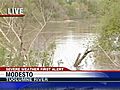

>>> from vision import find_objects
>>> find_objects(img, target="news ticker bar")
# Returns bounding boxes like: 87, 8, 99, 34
0, 68, 109, 82
0, 67, 120, 82
0, 67, 70, 71
1, 67, 120, 72
0, 71, 119, 82
0, 78, 120, 82
0, 71, 101, 78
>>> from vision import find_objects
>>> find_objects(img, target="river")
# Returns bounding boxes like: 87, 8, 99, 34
43, 19, 97, 70
34, 19, 120, 70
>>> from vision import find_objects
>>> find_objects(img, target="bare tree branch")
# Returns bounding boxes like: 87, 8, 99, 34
97, 44, 119, 67
0, 28, 17, 52
27, 22, 46, 54
31, 12, 43, 27
0, 42, 11, 52
39, 0, 46, 23
0, 11, 21, 43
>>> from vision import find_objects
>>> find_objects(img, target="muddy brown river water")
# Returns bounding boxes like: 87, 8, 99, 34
43, 20, 97, 70
34, 19, 120, 70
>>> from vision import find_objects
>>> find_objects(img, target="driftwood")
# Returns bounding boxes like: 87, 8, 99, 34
74, 48, 93, 67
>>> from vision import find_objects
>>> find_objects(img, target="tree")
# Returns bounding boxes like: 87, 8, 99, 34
0, 0, 57, 66
99, 0, 120, 51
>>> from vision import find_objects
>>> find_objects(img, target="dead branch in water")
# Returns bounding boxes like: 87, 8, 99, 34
74, 48, 93, 67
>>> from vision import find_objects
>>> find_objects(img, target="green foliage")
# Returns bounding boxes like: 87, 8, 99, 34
40, 42, 56, 67
0, 47, 6, 66
28, 42, 56, 67
57, 0, 66, 5
56, 0, 98, 19
65, 4, 76, 17
99, 0, 120, 51
87, 0, 99, 15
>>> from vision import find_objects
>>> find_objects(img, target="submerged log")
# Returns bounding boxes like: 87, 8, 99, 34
74, 48, 93, 67
74, 53, 81, 67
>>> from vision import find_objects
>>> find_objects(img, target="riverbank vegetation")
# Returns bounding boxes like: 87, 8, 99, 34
98, 0, 120, 51
0, 0, 98, 66
0, 0, 120, 68
95, 0, 120, 69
